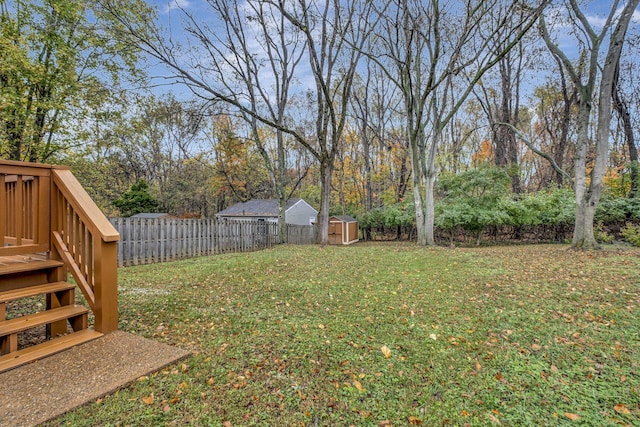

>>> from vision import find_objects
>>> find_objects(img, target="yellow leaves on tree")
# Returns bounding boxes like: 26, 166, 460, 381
471, 140, 494, 166
211, 115, 269, 205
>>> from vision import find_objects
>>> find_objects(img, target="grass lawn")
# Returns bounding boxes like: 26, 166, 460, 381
44, 243, 639, 426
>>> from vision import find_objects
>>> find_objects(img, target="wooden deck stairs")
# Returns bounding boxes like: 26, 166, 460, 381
1, 160, 119, 373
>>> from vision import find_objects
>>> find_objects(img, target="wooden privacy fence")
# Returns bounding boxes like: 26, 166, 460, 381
109, 217, 317, 266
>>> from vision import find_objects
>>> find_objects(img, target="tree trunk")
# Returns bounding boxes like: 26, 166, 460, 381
424, 173, 436, 245
396, 139, 410, 202
409, 122, 430, 246
424, 129, 438, 246
571, 101, 597, 249
317, 160, 333, 246
277, 130, 287, 244
554, 60, 574, 188
411, 139, 428, 245
278, 197, 287, 245
573, 195, 598, 249
412, 128, 438, 246
414, 183, 428, 246
494, 54, 521, 193
612, 58, 638, 198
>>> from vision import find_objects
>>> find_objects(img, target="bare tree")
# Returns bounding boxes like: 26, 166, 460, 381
350, 58, 403, 209
540, 0, 640, 249
474, 21, 538, 193
273, 0, 382, 244
369, 0, 547, 245
102, 0, 380, 245
189, 0, 307, 243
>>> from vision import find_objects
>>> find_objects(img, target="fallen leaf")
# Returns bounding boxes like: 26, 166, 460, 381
207, 377, 214, 386
429, 333, 437, 340
475, 361, 482, 371
353, 380, 365, 392
142, 394, 154, 405
614, 404, 631, 414
378, 421, 391, 427
531, 344, 542, 351
487, 413, 501, 425
408, 415, 422, 425
181, 363, 188, 373
223, 422, 232, 427
564, 413, 580, 421
318, 324, 325, 329
381, 345, 392, 359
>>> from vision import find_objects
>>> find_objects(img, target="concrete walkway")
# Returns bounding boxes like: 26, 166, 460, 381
0, 331, 190, 427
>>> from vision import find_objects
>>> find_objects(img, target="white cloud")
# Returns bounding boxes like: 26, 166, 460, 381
584, 12, 607, 28
585, 3, 640, 28
163, 0, 191, 14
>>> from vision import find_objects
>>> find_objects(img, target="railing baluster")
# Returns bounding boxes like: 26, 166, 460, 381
0, 175, 5, 246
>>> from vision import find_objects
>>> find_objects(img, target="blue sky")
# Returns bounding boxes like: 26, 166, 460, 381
142, 0, 640, 100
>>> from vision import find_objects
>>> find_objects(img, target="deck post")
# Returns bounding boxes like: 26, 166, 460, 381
92, 238, 118, 333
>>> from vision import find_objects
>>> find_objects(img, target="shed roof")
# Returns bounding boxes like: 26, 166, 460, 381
330, 215, 358, 223
216, 198, 316, 217
129, 213, 172, 219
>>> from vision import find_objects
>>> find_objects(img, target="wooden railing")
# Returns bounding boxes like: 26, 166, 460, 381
0, 161, 51, 255
0, 160, 120, 333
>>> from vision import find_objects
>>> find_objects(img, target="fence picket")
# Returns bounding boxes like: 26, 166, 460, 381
109, 218, 316, 266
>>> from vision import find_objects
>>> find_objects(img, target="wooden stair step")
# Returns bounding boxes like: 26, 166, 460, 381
0, 329, 103, 373
0, 305, 88, 337
0, 259, 63, 276
0, 281, 75, 303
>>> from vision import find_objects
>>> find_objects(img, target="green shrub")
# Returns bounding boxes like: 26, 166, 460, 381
594, 222, 614, 244
502, 189, 575, 227
359, 201, 415, 236
621, 223, 640, 246
596, 194, 640, 222
436, 167, 511, 243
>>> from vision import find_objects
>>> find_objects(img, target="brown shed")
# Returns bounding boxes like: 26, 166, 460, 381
328, 215, 359, 245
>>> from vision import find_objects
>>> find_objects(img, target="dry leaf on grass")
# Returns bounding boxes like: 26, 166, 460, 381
564, 412, 580, 421
381, 345, 392, 359
614, 404, 631, 414
408, 415, 422, 425
142, 393, 154, 405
